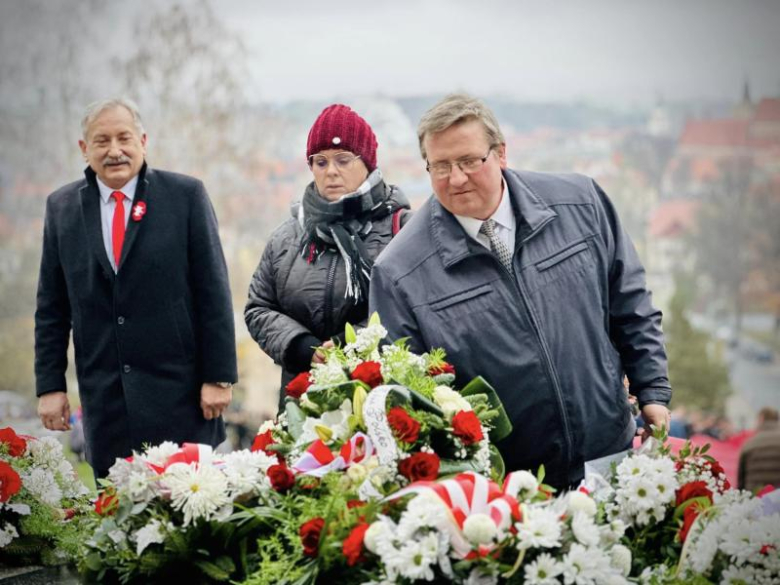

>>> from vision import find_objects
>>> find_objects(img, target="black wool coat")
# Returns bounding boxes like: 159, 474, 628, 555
35, 163, 237, 472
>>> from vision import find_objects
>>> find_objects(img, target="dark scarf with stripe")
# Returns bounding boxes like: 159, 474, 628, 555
299, 169, 406, 305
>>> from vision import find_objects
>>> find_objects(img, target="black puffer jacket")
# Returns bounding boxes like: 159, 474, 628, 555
245, 182, 409, 407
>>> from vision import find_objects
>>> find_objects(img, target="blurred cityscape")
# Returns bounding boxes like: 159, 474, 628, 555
1, 1, 778, 455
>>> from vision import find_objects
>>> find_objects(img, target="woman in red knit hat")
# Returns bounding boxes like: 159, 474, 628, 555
244, 104, 411, 409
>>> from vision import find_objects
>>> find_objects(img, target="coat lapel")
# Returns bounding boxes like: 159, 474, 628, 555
79, 170, 114, 278
118, 163, 150, 270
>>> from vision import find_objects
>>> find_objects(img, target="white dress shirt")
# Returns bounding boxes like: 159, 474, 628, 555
454, 179, 516, 252
97, 176, 138, 272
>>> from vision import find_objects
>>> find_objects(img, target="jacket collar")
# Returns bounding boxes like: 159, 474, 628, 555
430, 168, 557, 268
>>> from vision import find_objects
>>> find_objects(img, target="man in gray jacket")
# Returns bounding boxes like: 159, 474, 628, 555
369, 94, 671, 489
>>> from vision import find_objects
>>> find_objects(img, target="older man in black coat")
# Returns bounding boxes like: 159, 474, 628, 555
35, 98, 237, 479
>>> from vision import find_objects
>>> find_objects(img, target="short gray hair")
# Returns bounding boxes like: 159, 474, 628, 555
81, 98, 145, 139
417, 93, 505, 160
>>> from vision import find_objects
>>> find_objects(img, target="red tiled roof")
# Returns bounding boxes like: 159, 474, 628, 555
753, 98, 780, 122
648, 199, 700, 238
679, 119, 749, 147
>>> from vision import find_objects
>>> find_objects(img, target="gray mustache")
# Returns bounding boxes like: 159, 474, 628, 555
103, 155, 131, 166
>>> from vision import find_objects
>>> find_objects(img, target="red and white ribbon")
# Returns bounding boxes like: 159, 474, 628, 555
127, 443, 221, 474
390, 471, 521, 557
292, 432, 374, 477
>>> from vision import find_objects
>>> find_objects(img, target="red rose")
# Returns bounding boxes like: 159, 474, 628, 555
342, 522, 370, 566
300, 517, 325, 557
95, 488, 118, 516
428, 362, 455, 376
451, 410, 484, 445
251, 430, 276, 455
268, 463, 296, 492
387, 407, 420, 444
678, 503, 702, 542
351, 361, 384, 388
0, 460, 21, 502
676, 481, 713, 507
398, 452, 440, 482
0, 428, 27, 457
285, 372, 312, 399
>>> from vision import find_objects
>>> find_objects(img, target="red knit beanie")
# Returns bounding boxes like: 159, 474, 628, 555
306, 104, 378, 171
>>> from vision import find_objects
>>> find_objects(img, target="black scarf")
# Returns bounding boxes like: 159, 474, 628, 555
299, 169, 406, 305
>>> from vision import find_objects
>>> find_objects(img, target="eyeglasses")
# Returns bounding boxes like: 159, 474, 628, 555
426, 148, 494, 180
308, 152, 361, 172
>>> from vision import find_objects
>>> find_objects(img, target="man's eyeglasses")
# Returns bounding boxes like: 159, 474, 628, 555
425, 146, 495, 179
308, 152, 361, 172
426, 148, 495, 180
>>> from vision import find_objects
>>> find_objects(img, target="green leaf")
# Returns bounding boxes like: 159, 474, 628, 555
368, 311, 381, 327
194, 558, 232, 581
438, 458, 485, 476
408, 388, 444, 417
345, 322, 357, 344
461, 376, 512, 441
285, 401, 306, 441
489, 444, 506, 480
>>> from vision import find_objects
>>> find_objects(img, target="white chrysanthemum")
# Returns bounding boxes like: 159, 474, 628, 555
515, 506, 562, 550
561, 543, 621, 584
127, 470, 160, 503
142, 441, 180, 467
510, 470, 539, 497
464, 567, 499, 585
396, 534, 439, 581
22, 467, 62, 506
610, 544, 632, 576
221, 450, 276, 497
164, 462, 230, 526
27, 436, 64, 468
364, 520, 392, 555
0, 522, 19, 548
567, 490, 597, 517
523, 552, 562, 584
398, 491, 450, 540
463, 513, 497, 545
571, 512, 600, 547
133, 518, 169, 555
432, 386, 472, 419
56, 458, 89, 497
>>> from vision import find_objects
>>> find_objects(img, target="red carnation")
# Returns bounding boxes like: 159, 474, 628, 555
387, 407, 420, 444
0, 427, 27, 457
428, 362, 455, 376
347, 499, 367, 510
451, 410, 484, 445
268, 463, 296, 492
676, 481, 713, 507
300, 517, 325, 557
95, 488, 118, 516
251, 430, 276, 456
285, 372, 312, 399
398, 452, 440, 482
351, 361, 384, 388
0, 461, 21, 502
678, 503, 703, 543
342, 522, 370, 566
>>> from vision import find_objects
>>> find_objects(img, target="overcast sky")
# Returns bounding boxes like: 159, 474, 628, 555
222, 0, 780, 105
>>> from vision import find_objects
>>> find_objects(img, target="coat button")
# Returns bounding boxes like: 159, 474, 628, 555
123, 364, 131, 374
117, 316, 125, 325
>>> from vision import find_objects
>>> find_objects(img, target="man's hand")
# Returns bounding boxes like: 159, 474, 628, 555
200, 383, 232, 420
639, 403, 671, 442
311, 339, 335, 364
38, 392, 71, 431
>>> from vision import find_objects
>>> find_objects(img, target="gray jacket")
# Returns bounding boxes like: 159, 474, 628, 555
370, 169, 671, 488
245, 185, 409, 405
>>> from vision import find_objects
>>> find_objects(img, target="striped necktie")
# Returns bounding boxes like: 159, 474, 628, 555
479, 218, 513, 273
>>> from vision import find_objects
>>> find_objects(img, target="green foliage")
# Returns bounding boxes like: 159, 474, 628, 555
665, 282, 732, 414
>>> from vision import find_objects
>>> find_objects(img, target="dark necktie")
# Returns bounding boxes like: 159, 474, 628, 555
479, 218, 513, 273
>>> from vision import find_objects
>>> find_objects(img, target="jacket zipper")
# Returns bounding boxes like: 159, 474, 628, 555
479, 218, 574, 472
323, 252, 338, 336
